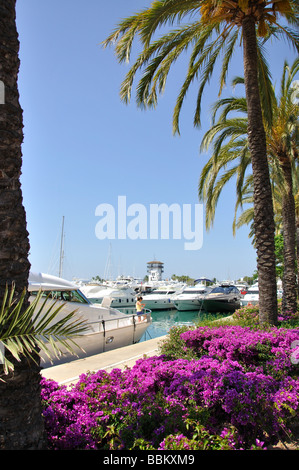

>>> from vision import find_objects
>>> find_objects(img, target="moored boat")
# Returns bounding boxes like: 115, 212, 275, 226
173, 279, 212, 311
240, 283, 259, 307
142, 285, 182, 310
202, 284, 241, 313
29, 272, 151, 367
79, 283, 136, 307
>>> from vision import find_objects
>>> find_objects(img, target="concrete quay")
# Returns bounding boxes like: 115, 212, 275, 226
41, 335, 167, 387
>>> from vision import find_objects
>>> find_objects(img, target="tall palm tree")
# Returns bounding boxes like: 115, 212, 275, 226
0, 2, 30, 302
268, 59, 298, 313
103, 0, 299, 324
0, 0, 42, 449
0, 0, 88, 449
199, 59, 299, 313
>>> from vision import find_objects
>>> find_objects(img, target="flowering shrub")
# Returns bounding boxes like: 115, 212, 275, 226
41, 324, 299, 450
232, 304, 260, 325
180, 325, 299, 379
233, 301, 299, 326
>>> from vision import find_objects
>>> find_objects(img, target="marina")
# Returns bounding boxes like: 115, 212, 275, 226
31, 259, 251, 376
40, 307, 230, 386
28, 272, 152, 368
40, 307, 223, 386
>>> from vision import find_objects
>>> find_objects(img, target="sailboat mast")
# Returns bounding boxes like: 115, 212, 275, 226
59, 216, 65, 278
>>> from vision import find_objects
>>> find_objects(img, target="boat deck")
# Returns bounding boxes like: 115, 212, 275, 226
41, 335, 167, 387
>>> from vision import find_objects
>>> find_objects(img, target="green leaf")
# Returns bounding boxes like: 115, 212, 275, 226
0, 284, 89, 376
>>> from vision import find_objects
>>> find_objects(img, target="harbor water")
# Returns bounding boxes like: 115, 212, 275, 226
117, 307, 227, 343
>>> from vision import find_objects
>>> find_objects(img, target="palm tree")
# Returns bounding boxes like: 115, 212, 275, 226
268, 59, 298, 313
0, 0, 89, 449
0, 0, 42, 449
0, 2, 30, 300
199, 59, 299, 314
103, 0, 299, 324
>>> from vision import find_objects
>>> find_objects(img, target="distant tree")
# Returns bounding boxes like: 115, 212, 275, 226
171, 274, 194, 284
92, 275, 105, 283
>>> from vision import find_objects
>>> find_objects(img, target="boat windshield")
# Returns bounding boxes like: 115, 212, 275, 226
211, 286, 239, 294
30, 289, 90, 304
152, 290, 175, 295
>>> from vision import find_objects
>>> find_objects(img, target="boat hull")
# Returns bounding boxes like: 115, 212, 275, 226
173, 299, 203, 311
143, 299, 174, 310
39, 313, 151, 368
202, 298, 240, 313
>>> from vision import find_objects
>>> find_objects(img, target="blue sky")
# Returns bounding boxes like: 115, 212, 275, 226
16, 1, 298, 282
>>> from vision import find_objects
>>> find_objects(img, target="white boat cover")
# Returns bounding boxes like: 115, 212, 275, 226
28, 272, 77, 291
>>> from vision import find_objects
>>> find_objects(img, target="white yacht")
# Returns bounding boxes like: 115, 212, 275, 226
142, 285, 184, 310
202, 284, 241, 312
173, 280, 212, 311
28, 272, 151, 367
240, 283, 283, 307
79, 283, 137, 307
240, 283, 259, 306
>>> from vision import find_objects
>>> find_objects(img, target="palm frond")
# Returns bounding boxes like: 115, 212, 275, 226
138, 0, 203, 46
219, 29, 239, 94
256, 41, 275, 127
0, 286, 89, 376
210, 96, 247, 124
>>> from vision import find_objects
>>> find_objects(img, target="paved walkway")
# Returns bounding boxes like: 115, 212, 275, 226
41, 335, 167, 387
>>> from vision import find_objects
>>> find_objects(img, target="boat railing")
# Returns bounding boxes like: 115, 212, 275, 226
86, 309, 152, 334
83, 309, 152, 350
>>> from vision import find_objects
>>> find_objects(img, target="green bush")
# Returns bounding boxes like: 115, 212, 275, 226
159, 325, 198, 360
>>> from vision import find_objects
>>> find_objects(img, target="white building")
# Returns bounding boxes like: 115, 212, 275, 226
147, 260, 164, 283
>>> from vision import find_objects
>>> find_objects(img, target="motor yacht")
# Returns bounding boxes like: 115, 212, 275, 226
202, 284, 241, 312
240, 283, 259, 307
142, 285, 183, 310
79, 283, 137, 307
28, 272, 151, 367
240, 283, 283, 308
173, 280, 212, 311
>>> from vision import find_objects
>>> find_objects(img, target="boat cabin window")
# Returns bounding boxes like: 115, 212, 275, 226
30, 289, 89, 304
184, 289, 206, 294
153, 290, 169, 295
212, 286, 240, 294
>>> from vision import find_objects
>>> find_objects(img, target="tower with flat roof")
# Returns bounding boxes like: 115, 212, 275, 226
147, 260, 164, 282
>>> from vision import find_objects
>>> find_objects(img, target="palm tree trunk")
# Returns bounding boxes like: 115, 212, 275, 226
0, 0, 30, 299
0, 0, 45, 449
242, 16, 277, 324
280, 159, 297, 314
